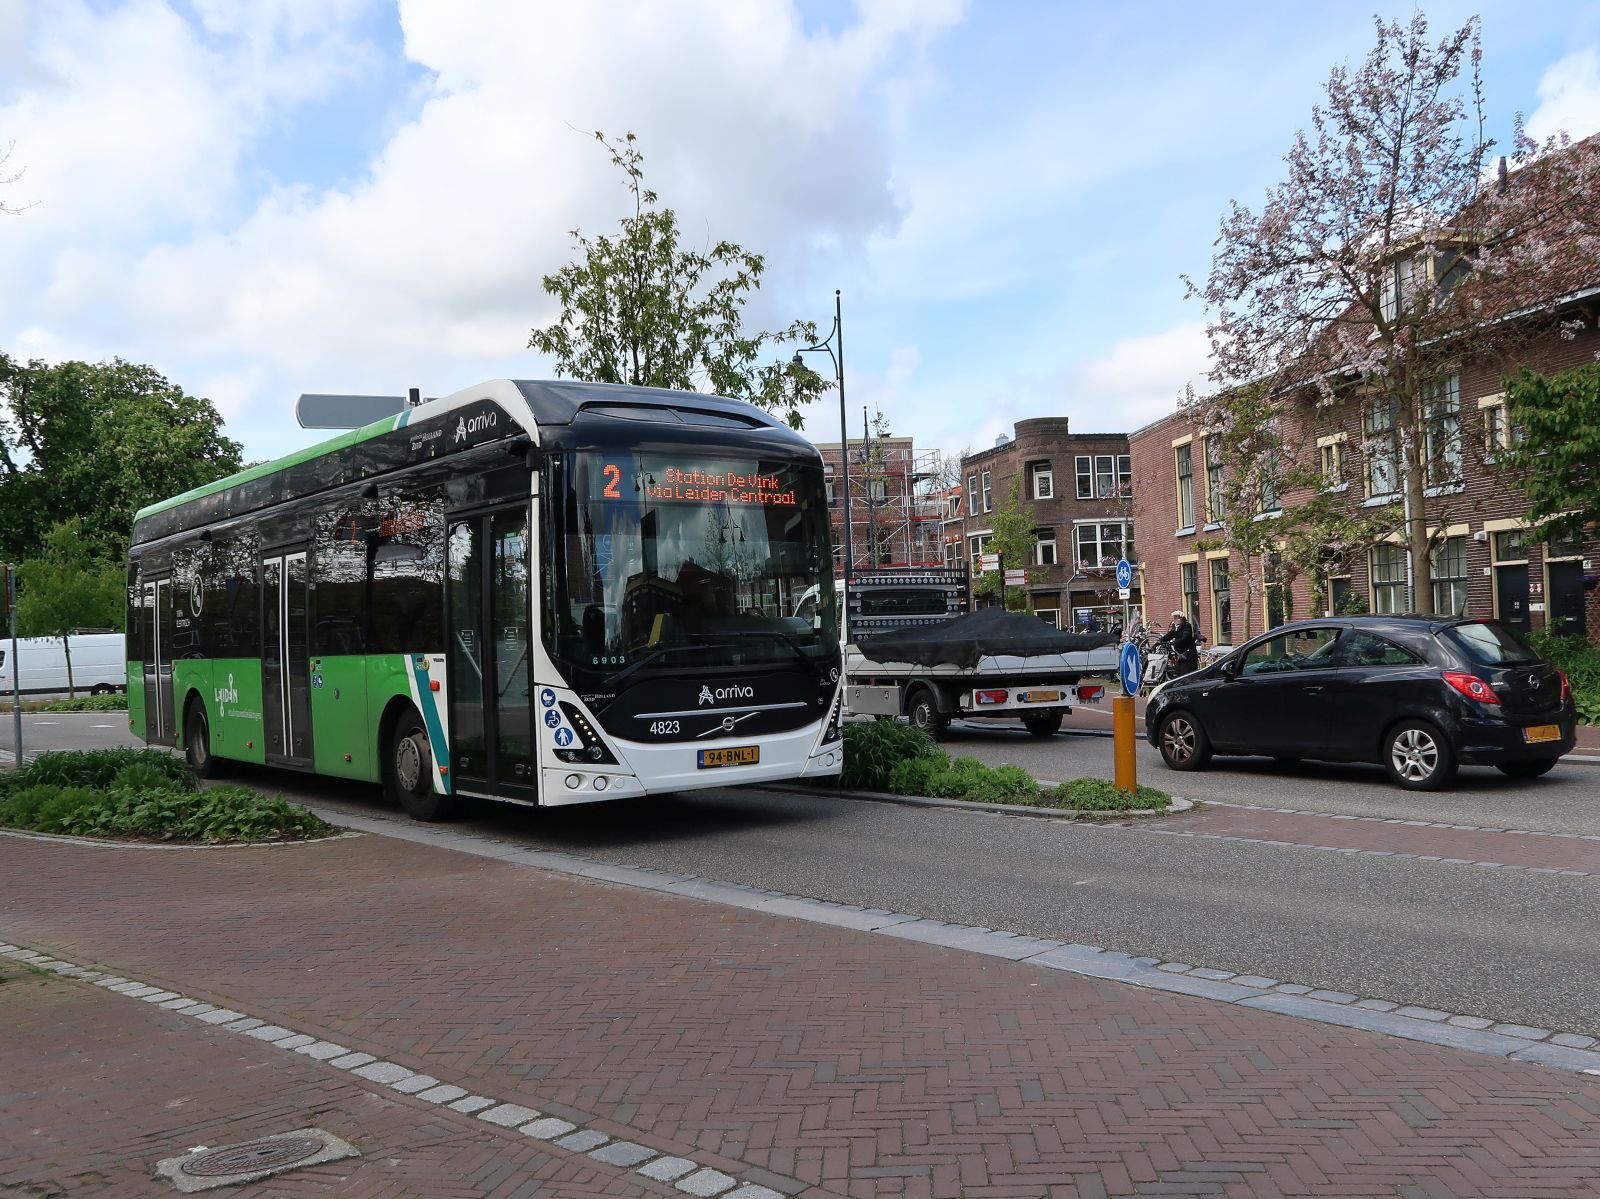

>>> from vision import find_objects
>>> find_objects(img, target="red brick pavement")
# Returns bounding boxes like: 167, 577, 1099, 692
2, 830, 1599, 1198
0, 958, 664, 1198
1174, 803, 1600, 872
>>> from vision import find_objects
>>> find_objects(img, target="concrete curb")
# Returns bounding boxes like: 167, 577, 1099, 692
0, 827, 360, 852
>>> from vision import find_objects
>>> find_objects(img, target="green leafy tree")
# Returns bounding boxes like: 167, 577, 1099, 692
1501, 364, 1600, 543
529, 132, 827, 430
0, 356, 243, 563
16, 520, 125, 698
972, 479, 1038, 611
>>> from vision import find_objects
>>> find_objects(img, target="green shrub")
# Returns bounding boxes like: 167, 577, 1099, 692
21, 748, 195, 791
1039, 777, 1171, 811
840, 720, 939, 791
0, 750, 331, 842
37, 695, 129, 713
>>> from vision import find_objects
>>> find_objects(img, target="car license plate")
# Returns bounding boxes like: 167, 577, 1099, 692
1020, 690, 1061, 704
698, 745, 760, 769
1523, 724, 1561, 744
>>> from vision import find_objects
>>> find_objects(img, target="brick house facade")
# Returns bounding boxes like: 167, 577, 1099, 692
1130, 324, 1600, 649
956, 418, 1139, 630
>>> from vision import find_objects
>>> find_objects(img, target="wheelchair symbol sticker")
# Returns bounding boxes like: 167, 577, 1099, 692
540, 688, 557, 708
544, 709, 562, 729
554, 727, 574, 747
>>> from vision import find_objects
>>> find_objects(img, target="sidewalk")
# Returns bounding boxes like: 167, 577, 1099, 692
3, 825, 1599, 1198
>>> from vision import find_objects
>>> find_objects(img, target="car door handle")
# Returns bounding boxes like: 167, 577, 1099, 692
1302, 685, 1323, 694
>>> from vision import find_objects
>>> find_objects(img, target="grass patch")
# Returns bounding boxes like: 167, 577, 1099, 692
0, 749, 333, 843
840, 722, 1170, 812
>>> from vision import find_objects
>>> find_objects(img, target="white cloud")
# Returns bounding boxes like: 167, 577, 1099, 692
1063, 320, 1211, 433
0, 0, 965, 459
1527, 46, 1600, 144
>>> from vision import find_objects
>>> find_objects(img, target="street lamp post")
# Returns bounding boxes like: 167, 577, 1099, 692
792, 291, 852, 586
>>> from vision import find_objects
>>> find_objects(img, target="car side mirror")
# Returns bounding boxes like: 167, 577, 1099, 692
1220, 656, 1240, 679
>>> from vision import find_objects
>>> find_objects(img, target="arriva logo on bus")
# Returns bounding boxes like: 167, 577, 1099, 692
453, 410, 498, 443
698, 684, 755, 705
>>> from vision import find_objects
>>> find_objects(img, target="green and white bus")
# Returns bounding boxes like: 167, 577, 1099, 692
127, 380, 844, 819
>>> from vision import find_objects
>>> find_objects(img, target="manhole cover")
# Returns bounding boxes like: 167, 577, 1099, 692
156, 1128, 359, 1192
178, 1136, 325, 1177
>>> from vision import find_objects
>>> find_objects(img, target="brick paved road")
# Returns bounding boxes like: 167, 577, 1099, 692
3, 829, 1598, 1197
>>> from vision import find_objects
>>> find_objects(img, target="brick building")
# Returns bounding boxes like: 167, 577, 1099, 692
812, 435, 944, 571
955, 418, 1138, 630
1129, 323, 1600, 649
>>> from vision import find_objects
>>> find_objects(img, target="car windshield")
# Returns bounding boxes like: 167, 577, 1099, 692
1442, 620, 1542, 668
545, 449, 839, 685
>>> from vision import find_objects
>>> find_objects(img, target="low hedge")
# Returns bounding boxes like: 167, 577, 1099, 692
0, 749, 333, 843
839, 722, 1169, 813
35, 695, 129, 713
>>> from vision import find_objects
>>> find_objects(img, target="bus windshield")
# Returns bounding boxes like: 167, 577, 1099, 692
547, 450, 839, 684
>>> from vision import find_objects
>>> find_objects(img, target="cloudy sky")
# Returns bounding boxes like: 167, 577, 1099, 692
3, 0, 1600, 466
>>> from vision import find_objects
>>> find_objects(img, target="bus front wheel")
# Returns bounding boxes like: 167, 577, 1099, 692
385, 705, 455, 822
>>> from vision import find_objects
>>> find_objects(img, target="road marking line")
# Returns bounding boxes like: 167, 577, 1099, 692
1199, 798, 1600, 843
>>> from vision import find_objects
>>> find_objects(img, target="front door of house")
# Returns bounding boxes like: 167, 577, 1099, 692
1495, 563, 1530, 632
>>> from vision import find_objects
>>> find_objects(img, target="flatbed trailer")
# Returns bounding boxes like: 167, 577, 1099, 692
838, 570, 1116, 738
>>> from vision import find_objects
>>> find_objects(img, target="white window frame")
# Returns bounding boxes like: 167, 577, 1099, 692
981, 470, 992, 513
1175, 443, 1195, 530
1423, 373, 1462, 487
1074, 455, 1092, 499
1370, 544, 1407, 614
1035, 535, 1057, 567
1032, 463, 1054, 500
1074, 520, 1129, 570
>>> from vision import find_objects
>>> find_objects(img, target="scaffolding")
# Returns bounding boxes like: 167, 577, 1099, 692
814, 436, 947, 570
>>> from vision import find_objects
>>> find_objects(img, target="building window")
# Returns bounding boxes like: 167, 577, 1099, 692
981, 471, 992, 513
947, 492, 962, 519
1257, 448, 1282, 515
1175, 444, 1194, 529
1118, 454, 1132, 498
868, 478, 887, 503
1180, 561, 1199, 626
1094, 454, 1116, 499
1264, 551, 1286, 629
1031, 463, 1053, 500
966, 474, 977, 505
1075, 455, 1093, 499
1319, 437, 1344, 488
1075, 521, 1129, 570
1492, 529, 1526, 562
968, 533, 993, 572
1370, 544, 1407, 614
1482, 399, 1525, 453
1363, 399, 1400, 498
1210, 558, 1232, 643
1035, 531, 1057, 567
1429, 535, 1468, 614
1423, 373, 1462, 486
825, 477, 836, 506
1204, 436, 1226, 524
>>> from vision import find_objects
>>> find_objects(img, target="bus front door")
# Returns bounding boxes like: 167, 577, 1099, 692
142, 578, 175, 742
446, 506, 535, 799
262, 550, 312, 765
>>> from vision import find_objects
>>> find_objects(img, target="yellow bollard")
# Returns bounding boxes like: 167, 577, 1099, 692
1113, 695, 1137, 794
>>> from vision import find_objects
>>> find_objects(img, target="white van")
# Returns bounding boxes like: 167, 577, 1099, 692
0, 633, 126, 696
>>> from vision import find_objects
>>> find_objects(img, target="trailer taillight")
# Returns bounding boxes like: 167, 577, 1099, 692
975, 689, 1008, 705
1078, 685, 1104, 702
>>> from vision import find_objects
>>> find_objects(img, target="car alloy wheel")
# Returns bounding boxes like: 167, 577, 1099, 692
1389, 726, 1438, 783
1158, 711, 1210, 770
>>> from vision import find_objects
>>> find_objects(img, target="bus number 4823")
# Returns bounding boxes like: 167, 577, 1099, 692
649, 720, 680, 736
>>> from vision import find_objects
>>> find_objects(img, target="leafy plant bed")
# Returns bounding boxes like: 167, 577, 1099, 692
34, 695, 129, 713
837, 722, 1171, 813
0, 749, 334, 843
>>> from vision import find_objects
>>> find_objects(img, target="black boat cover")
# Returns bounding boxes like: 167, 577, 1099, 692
852, 606, 1117, 669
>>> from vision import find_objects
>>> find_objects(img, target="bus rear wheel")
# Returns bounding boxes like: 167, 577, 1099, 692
184, 700, 223, 779
385, 705, 455, 822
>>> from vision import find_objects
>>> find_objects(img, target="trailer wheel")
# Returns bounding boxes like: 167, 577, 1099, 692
1022, 712, 1063, 737
906, 689, 949, 741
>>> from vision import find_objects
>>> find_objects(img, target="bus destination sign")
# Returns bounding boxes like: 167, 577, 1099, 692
602, 463, 797, 507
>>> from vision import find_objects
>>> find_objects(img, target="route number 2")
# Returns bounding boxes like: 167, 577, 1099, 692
602, 464, 621, 498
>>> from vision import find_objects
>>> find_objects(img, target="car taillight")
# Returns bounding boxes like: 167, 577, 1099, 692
1559, 671, 1571, 702
1442, 670, 1500, 705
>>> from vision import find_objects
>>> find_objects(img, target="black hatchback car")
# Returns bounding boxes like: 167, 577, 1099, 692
1144, 615, 1576, 790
